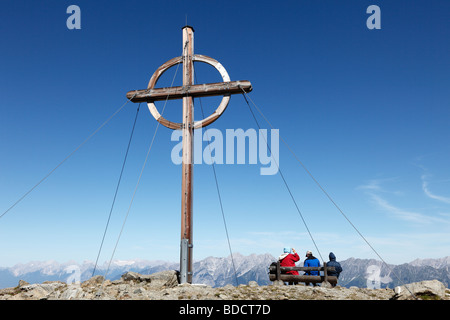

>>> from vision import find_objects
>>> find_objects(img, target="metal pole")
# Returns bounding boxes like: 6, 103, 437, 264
180, 25, 194, 284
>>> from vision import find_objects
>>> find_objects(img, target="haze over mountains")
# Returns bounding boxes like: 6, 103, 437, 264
0, 253, 448, 289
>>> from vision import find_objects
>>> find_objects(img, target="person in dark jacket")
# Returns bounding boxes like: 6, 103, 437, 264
326, 252, 343, 287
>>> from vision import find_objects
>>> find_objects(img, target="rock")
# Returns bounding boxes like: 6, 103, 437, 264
320, 281, 333, 289
1, 270, 448, 300
148, 270, 179, 288
19, 284, 53, 300
394, 280, 446, 300
223, 284, 235, 290
82, 275, 105, 287
0, 287, 19, 297
60, 285, 84, 300
121, 271, 152, 283
18, 280, 30, 287
133, 288, 144, 294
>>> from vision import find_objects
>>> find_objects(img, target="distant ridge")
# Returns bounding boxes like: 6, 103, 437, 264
409, 256, 450, 269
1, 254, 449, 289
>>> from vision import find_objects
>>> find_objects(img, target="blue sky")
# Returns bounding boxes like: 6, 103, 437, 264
1, 1, 449, 267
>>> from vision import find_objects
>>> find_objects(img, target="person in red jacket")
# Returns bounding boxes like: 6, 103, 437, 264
278, 247, 300, 275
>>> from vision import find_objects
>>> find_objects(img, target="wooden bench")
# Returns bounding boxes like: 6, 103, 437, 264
268, 261, 338, 286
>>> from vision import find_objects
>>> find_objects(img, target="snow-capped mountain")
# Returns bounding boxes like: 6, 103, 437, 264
0, 258, 177, 289
337, 257, 450, 289
409, 256, 450, 269
192, 253, 275, 287
1, 254, 449, 289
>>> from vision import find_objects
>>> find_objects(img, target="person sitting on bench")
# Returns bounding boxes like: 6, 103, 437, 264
304, 250, 320, 286
278, 247, 300, 284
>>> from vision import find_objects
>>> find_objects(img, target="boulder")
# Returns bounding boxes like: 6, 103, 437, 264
121, 271, 152, 283
394, 280, 446, 300
18, 280, 30, 287
148, 270, 179, 288
120, 270, 179, 288
60, 284, 84, 300
82, 275, 105, 287
18, 283, 65, 300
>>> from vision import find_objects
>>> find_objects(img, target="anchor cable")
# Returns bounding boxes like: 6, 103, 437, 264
101, 108, 161, 284
0, 93, 137, 220
240, 87, 417, 299
91, 102, 141, 277
241, 90, 324, 263
97, 52, 183, 293
194, 69, 239, 286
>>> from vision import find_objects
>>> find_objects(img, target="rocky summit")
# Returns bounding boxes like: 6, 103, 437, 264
0, 270, 448, 300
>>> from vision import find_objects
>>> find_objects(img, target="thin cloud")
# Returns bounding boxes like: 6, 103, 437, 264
369, 193, 434, 224
421, 175, 450, 204
357, 177, 399, 192
357, 180, 383, 191
359, 177, 450, 225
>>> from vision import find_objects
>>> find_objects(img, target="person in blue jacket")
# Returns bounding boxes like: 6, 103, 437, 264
304, 250, 320, 276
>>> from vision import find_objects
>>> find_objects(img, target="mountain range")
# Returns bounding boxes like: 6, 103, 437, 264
0, 253, 449, 289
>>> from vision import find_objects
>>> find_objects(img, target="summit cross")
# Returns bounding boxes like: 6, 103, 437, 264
126, 26, 252, 284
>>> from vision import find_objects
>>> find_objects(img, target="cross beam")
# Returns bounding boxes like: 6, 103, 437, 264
126, 80, 252, 103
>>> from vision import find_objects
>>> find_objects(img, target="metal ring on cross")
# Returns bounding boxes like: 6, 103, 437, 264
146, 54, 231, 130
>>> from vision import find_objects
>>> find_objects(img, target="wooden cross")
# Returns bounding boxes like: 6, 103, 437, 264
126, 26, 252, 284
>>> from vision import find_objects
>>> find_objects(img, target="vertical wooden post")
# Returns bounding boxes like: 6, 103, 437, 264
180, 26, 194, 284
276, 260, 281, 282
323, 262, 328, 284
